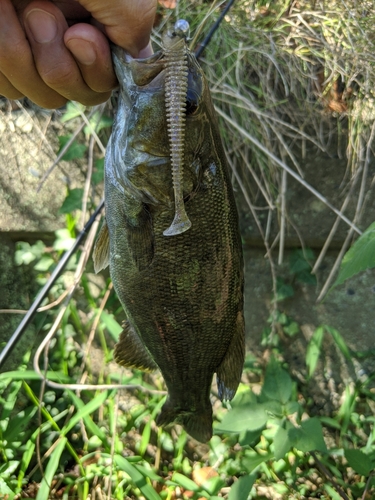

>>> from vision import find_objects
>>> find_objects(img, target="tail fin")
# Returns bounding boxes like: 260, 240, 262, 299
156, 400, 213, 443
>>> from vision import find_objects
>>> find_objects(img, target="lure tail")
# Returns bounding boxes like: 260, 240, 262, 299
162, 20, 192, 236
156, 398, 213, 442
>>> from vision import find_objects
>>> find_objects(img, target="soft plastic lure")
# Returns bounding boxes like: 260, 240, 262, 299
162, 19, 192, 237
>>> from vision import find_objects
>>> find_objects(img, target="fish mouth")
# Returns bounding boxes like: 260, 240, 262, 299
112, 45, 167, 88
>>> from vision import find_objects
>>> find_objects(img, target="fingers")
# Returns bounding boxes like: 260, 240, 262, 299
0, 0, 116, 108
64, 23, 117, 93
0, 0, 157, 109
0, 73, 24, 100
0, 0, 67, 107
23, 1, 114, 106
76, 0, 157, 57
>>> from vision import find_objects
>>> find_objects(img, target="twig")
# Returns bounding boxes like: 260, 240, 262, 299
278, 160, 287, 265
215, 107, 362, 236
80, 135, 95, 230
227, 154, 278, 338
36, 120, 86, 192
310, 451, 350, 500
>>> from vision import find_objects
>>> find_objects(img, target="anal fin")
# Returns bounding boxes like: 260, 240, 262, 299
114, 320, 158, 372
93, 219, 110, 273
216, 311, 245, 401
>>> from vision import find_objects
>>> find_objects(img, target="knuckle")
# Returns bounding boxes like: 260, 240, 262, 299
39, 61, 78, 88
0, 39, 30, 68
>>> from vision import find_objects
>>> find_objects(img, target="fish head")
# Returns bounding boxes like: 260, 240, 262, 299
108, 44, 216, 205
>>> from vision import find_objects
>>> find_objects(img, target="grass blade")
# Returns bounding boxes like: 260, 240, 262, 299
36, 437, 67, 500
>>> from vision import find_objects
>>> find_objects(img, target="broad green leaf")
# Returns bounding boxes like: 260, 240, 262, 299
334, 221, 375, 287
34, 256, 55, 272
114, 454, 162, 500
238, 428, 262, 446
84, 112, 113, 136
290, 249, 312, 273
290, 418, 327, 453
0, 461, 19, 478
295, 270, 317, 285
36, 437, 67, 500
283, 320, 300, 337
261, 358, 292, 404
344, 448, 373, 476
241, 452, 273, 473
215, 404, 268, 434
261, 399, 283, 417
306, 326, 324, 377
59, 188, 84, 214
53, 228, 76, 251
273, 426, 292, 460
60, 101, 86, 122
58, 135, 87, 161
228, 474, 256, 500
14, 241, 45, 266
231, 386, 257, 407
285, 401, 300, 415
0, 478, 15, 499
14, 244, 35, 265
100, 312, 123, 341
275, 278, 294, 301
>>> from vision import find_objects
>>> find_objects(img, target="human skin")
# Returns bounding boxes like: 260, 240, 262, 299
0, 0, 157, 108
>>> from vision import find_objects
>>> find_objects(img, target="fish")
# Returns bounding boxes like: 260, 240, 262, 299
93, 20, 245, 442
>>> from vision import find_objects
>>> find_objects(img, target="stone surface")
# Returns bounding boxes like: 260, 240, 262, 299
0, 106, 85, 234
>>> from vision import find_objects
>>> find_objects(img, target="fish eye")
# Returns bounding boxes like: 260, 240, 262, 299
186, 88, 199, 115
186, 100, 198, 115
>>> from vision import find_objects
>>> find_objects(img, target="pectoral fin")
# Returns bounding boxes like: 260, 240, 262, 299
93, 219, 110, 273
126, 203, 154, 270
114, 320, 158, 372
216, 311, 245, 401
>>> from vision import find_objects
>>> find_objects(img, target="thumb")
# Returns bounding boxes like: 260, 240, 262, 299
74, 0, 157, 56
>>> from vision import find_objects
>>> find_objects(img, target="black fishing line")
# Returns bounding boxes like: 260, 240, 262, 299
0, 200, 104, 370
0, 1, 236, 370
195, 0, 236, 59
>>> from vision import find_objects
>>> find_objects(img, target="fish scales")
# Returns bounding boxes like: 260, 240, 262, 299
94, 21, 245, 442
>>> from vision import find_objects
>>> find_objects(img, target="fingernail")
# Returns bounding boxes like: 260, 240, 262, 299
138, 41, 153, 58
26, 9, 57, 43
65, 39, 97, 66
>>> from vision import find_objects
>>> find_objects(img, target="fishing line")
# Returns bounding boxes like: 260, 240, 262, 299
0, 200, 104, 370
195, 0, 235, 59
0, 1, 236, 371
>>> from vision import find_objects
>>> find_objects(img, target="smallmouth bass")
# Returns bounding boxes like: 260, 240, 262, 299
93, 20, 245, 442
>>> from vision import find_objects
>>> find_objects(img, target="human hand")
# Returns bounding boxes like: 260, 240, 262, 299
0, 0, 157, 108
